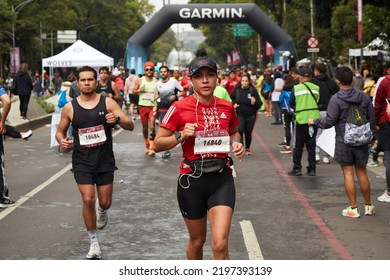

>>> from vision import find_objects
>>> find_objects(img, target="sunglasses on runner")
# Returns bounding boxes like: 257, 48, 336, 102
144, 68, 154, 71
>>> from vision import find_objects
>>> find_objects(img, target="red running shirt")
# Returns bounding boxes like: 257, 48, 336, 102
160, 96, 239, 174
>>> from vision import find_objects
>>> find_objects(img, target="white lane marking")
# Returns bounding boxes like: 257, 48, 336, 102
239, 220, 264, 260
0, 163, 72, 221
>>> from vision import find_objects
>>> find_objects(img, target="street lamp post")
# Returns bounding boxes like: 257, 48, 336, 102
10, 0, 36, 72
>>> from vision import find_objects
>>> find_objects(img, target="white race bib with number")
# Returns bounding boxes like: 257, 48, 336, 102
194, 130, 230, 154
142, 92, 154, 101
78, 125, 107, 148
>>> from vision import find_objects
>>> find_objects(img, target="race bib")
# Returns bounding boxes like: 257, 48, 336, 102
78, 125, 107, 148
194, 130, 230, 154
142, 92, 154, 101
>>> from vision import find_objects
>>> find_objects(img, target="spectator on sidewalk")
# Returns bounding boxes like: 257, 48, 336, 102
14, 63, 33, 120
0, 85, 15, 208
309, 66, 375, 218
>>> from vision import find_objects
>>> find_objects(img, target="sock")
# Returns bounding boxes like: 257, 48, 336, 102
88, 230, 98, 244
98, 206, 106, 214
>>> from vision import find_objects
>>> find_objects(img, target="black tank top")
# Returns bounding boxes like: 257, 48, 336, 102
71, 95, 116, 173
96, 80, 114, 97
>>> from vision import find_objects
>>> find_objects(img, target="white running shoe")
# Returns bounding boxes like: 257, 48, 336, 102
322, 156, 330, 164
315, 154, 320, 162
20, 130, 33, 140
86, 242, 101, 259
377, 191, 390, 203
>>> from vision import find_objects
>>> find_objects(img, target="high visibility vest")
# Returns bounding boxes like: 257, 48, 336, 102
293, 82, 320, 124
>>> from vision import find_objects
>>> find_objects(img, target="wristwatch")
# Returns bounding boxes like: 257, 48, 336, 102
175, 131, 185, 143
115, 116, 121, 125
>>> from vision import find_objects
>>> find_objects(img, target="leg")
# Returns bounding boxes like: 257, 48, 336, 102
183, 216, 207, 260
208, 205, 233, 260
306, 129, 317, 172
96, 183, 113, 210
292, 124, 305, 170
237, 115, 245, 147
355, 165, 371, 204
244, 114, 256, 149
341, 165, 357, 207
78, 184, 97, 231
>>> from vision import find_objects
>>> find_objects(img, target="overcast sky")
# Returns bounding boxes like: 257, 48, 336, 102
148, 0, 194, 32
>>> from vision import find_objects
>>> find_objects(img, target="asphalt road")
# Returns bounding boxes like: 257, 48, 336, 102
1, 112, 390, 260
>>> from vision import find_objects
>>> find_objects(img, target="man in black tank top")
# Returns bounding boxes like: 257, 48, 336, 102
96, 67, 120, 102
55, 66, 134, 259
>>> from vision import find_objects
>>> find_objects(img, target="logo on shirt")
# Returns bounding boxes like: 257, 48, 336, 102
99, 111, 105, 115
220, 112, 227, 119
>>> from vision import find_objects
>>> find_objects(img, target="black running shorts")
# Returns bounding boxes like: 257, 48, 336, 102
74, 171, 114, 185
177, 166, 235, 220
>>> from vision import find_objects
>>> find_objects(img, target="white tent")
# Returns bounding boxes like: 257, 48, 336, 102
348, 37, 388, 57
42, 40, 114, 67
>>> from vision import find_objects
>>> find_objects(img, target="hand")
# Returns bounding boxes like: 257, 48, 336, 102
250, 96, 256, 104
232, 142, 244, 161
308, 118, 314, 125
182, 123, 198, 140
233, 103, 240, 109
60, 136, 73, 149
105, 108, 117, 124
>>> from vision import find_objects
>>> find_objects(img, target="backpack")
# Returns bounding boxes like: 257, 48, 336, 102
344, 102, 373, 146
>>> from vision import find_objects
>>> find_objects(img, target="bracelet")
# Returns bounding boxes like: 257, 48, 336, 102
232, 138, 240, 143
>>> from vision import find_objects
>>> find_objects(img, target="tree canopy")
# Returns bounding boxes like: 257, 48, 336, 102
0, 0, 388, 77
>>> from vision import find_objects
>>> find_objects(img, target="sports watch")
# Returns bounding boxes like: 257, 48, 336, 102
175, 131, 185, 143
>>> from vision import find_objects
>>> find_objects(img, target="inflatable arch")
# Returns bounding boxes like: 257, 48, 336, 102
126, 3, 295, 74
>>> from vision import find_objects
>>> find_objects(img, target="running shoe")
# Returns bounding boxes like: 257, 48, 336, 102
149, 149, 156, 157
278, 142, 287, 147
162, 150, 171, 159
144, 145, 150, 155
322, 156, 330, 164
307, 170, 317, 176
377, 190, 390, 203
315, 154, 320, 162
96, 209, 108, 230
288, 169, 302, 176
132, 116, 136, 121
20, 129, 33, 140
0, 198, 15, 208
364, 204, 376, 216
367, 161, 379, 167
245, 149, 252, 156
342, 206, 360, 218
86, 242, 101, 259
280, 146, 292, 154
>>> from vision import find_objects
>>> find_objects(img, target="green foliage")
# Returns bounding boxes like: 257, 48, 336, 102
36, 96, 55, 113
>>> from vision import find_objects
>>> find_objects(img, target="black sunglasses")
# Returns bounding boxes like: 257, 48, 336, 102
144, 68, 154, 71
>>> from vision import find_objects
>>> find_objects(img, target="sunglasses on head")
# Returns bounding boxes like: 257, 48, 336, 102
144, 68, 154, 71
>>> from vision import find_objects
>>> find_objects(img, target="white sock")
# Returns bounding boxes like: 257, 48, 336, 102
88, 230, 98, 244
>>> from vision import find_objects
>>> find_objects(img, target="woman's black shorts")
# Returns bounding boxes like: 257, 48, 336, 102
177, 166, 235, 220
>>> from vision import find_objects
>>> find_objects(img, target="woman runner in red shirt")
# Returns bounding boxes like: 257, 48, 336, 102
155, 49, 244, 260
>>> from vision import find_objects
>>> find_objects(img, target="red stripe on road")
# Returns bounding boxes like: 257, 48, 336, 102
252, 130, 353, 260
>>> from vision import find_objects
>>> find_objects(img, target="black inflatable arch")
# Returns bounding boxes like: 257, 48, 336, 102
126, 3, 295, 73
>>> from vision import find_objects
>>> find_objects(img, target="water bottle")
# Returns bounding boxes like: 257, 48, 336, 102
309, 126, 314, 137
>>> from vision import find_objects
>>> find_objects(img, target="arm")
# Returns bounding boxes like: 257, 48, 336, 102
229, 127, 244, 161
110, 81, 121, 102
0, 94, 11, 134
55, 103, 73, 149
105, 98, 134, 131
155, 122, 198, 153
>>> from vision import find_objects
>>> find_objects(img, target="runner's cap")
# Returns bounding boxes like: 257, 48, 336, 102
189, 53, 217, 76
144, 61, 154, 69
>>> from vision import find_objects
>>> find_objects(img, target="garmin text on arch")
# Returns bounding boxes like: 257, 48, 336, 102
179, 8, 244, 19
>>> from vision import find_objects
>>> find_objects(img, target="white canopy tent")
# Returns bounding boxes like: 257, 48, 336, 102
348, 36, 389, 68
42, 39, 114, 68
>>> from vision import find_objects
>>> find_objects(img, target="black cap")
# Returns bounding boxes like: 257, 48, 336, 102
298, 67, 311, 77
189, 56, 217, 76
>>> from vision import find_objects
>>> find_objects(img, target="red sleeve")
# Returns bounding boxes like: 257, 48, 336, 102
160, 102, 181, 132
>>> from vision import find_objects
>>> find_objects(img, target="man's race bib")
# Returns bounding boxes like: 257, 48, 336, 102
194, 130, 230, 154
142, 92, 155, 101
78, 125, 107, 148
